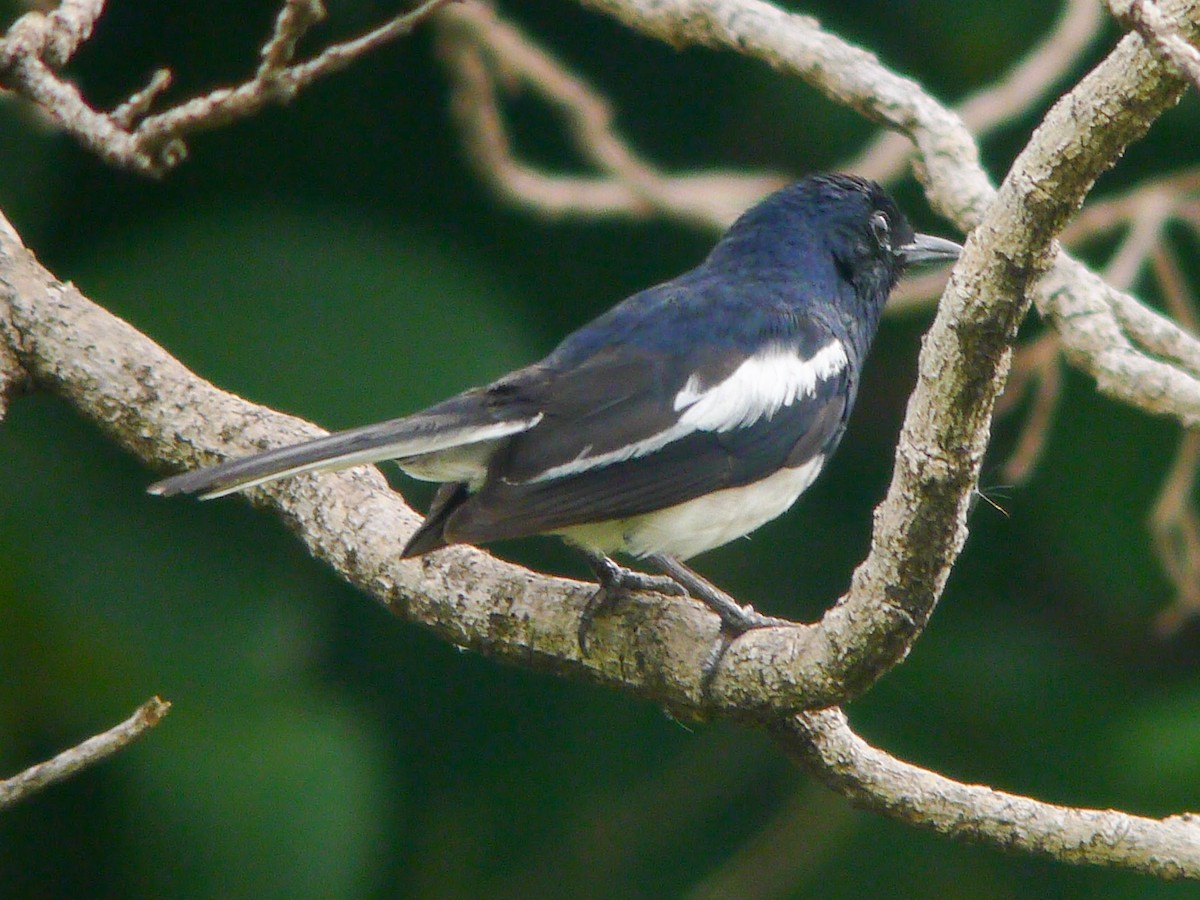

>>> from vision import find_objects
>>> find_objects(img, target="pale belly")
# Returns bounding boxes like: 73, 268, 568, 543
557, 454, 825, 560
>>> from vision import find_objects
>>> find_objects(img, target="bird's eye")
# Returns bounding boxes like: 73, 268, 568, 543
869, 211, 891, 250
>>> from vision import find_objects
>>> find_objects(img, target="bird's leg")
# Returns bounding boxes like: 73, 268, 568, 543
646, 554, 792, 688
578, 551, 686, 652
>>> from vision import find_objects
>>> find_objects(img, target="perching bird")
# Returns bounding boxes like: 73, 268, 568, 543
150, 174, 960, 664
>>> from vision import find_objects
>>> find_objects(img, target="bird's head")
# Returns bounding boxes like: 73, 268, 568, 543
706, 174, 960, 328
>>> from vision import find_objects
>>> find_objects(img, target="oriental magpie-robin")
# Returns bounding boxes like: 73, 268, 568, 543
150, 174, 960, 663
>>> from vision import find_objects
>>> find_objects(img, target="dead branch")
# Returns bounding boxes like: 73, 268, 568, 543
1151, 431, 1200, 633
0, 697, 171, 808
435, 1, 786, 228
0, 0, 451, 174
994, 331, 1063, 484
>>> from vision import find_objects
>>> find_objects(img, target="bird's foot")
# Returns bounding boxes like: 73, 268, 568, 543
579, 553, 686, 652
647, 554, 792, 691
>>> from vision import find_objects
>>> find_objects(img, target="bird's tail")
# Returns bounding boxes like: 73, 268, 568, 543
147, 391, 541, 500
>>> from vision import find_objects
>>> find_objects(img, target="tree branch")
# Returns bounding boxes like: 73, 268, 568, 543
0, 0, 1194, 731
0, 0, 452, 174
774, 709, 1200, 880
4, 0, 1200, 876
847, 0, 1106, 184
1108, 0, 1200, 91
435, 1, 786, 228
0, 697, 171, 809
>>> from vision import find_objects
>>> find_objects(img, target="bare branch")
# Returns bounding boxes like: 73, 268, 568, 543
1103, 189, 1175, 291
435, 1, 786, 228
602, 0, 1200, 708
994, 331, 1063, 484
1038, 255, 1200, 423
0, 697, 171, 809
1153, 241, 1200, 334
1151, 430, 1200, 633
1108, 0, 1200, 91
258, 0, 326, 78
0, 0, 451, 174
110, 68, 172, 130
848, 0, 1106, 184
0, 0, 104, 70
774, 709, 1200, 879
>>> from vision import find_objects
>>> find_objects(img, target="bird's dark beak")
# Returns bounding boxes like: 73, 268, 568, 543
897, 233, 962, 267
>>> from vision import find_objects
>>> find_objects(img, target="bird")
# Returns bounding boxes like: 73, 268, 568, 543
149, 173, 960, 672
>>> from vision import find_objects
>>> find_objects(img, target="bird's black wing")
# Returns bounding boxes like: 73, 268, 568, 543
443, 328, 853, 545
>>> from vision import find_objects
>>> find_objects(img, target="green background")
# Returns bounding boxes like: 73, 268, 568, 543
2, 1, 1199, 897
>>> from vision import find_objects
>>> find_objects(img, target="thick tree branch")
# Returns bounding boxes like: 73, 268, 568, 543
0, 697, 171, 809
774, 709, 1200, 880
814, 0, 1200, 693
571, 0, 1200, 708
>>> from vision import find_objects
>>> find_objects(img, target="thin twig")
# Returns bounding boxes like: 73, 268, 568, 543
1103, 190, 1175, 290
1152, 241, 1200, 333
436, 1, 786, 228
258, 0, 327, 78
110, 68, 172, 130
995, 331, 1063, 484
1151, 430, 1200, 634
0, 697, 171, 809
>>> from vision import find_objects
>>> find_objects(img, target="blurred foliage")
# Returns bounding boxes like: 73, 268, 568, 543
2, 0, 1200, 897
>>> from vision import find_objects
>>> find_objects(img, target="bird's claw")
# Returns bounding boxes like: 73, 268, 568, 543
643, 555, 793, 693
698, 603, 792, 693
578, 555, 686, 652
579, 553, 793, 696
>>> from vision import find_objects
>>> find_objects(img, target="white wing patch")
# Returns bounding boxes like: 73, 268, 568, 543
525, 420, 694, 483
674, 340, 847, 432
526, 340, 846, 483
